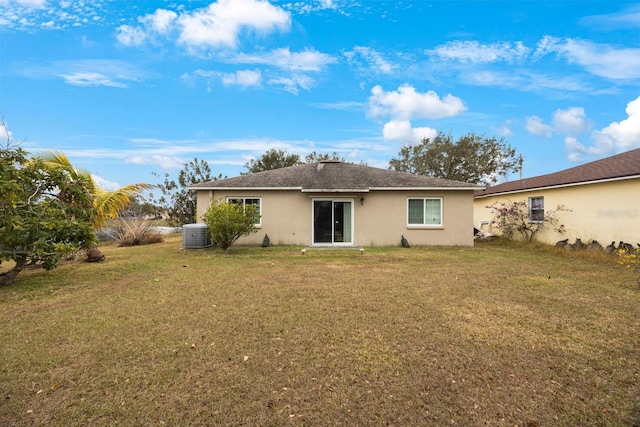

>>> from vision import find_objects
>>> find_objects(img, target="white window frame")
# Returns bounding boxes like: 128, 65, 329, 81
226, 197, 262, 227
407, 197, 443, 228
528, 196, 544, 223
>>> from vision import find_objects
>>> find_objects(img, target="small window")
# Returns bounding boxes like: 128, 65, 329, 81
529, 196, 544, 223
407, 198, 442, 226
227, 197, 262, 226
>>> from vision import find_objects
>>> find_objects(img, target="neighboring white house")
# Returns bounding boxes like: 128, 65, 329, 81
191, 161, 481, 247
474, 148, 640, 246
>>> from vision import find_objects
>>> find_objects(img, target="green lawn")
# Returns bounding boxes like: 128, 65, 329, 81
1, 236, 639, 426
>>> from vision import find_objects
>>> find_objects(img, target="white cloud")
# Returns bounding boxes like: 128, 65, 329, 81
382, 120, 437, 143
116, 9, 177, 46
426, 40, 530, 63
59, 71, 128, 87
551, 107, 588, 136
180, 69, 314, 91
141, 8, 177, 34
311, 101, 363, 111
458, 66, 592, 95
18, 59, 146, 87
115, 0, 291, 52
183, 67, 315, 93
176, 0, 290, 50
180, 69, 213, 86
268, 74, 313, 94
528, 97, 640, 160
564, 134, 615, 161
526, 107, 588, 139
320, 0, 335, 8
591, 96, 640, 152
285, 0, 338, 14
178, 47, 335, 94
382, 120, 411, 140
367, 84, 465, 144
0, 0, 47, 8
535, 36, 640, 80
580, 5, 640, 31
525, 115, 553, 138
230, 47, 336, 71
0, 120, 12, 143
222, 47, 334, 94
0, 0, 108, 31
115, 24, 147, 47
525, 71, 590, 93
563, 137, 593, 161
344, 46, 397, 74
461, 70, 524, 88
220, 69, 262, 87
525, 107, 589, 138
92, 174, 121, 191
126, 154, 185, 170
495, 122, 514, 138
368, 84, 466, 120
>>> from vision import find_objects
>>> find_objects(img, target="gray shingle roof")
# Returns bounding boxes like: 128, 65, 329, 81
475, 148, 640, 198
190, 161, 480, 191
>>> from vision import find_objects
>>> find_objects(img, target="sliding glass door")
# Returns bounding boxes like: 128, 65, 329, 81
312, 199, 353, 245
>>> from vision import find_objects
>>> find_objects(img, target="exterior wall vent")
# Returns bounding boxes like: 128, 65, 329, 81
183, 223, 212, 249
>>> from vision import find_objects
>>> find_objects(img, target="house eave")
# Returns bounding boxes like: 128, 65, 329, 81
191, 185, 480, 192
369, 186, 481, 191
474, 174, 640, 199
189, 186, 303, 191
301, 189, 370, 193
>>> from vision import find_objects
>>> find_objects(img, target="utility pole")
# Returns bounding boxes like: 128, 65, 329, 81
518, 154, 523, 180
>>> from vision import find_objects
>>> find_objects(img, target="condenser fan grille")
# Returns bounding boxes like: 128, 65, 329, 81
182, 224, 213, 249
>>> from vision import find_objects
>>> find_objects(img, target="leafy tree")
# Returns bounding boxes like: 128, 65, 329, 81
40, 150, 152, 229
120, 195, 161, 218
153, 158, 223, 226
304, 151, 345, 163
242, 149, 302, 174
242, 149, 352, 175
0, 126, 95, 286
389, 131, 520, 186
202, 200, 259, 253
486, 200, 569, 242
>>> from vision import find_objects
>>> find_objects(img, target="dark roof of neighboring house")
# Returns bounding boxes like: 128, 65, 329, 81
190, 161, 481, 191
475, 148, 640, 198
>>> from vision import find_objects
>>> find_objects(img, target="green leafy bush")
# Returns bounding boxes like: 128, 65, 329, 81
202, 200, 258, 253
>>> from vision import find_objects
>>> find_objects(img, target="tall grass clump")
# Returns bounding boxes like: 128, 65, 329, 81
108, 218, 164, 247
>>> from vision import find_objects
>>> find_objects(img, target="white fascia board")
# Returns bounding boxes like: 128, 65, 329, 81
190, 186, 480, 191
369, 186, 480, 191
473, 175, 640, 199
301, 189, 370, 193
189, 186, 302, 191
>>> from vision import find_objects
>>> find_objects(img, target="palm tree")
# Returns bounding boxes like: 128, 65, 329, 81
39, 150, 153, 229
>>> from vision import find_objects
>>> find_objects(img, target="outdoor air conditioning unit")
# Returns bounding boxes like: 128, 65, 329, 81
183, 223, 213, 249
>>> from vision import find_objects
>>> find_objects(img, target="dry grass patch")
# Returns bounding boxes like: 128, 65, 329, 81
1, 237, 639, 426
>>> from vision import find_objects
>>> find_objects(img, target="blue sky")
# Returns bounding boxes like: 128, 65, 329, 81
1, 0, 639, 192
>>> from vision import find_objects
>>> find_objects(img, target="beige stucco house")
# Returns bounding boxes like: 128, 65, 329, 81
191, 160, 480, 247
474, 148, 640, 246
